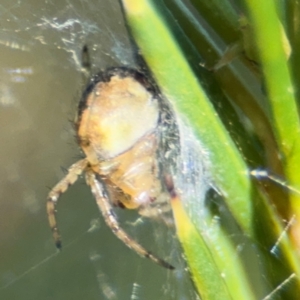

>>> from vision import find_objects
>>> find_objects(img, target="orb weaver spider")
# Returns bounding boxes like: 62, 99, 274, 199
46, 47, 178, 270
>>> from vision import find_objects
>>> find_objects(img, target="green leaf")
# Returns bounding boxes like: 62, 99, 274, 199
120, 0, 300, 298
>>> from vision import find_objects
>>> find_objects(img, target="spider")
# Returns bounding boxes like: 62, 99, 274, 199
46, 49, 177, 270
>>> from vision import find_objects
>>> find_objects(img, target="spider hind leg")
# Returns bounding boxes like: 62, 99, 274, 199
85, 169, 174, 270
47, 159, 88, 249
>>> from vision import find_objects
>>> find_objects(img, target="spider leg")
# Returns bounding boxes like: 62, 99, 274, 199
47, 159, 88, 249
85, 169, 174, 270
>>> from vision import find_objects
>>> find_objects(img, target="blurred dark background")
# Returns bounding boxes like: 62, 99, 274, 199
0, 1, 194, 299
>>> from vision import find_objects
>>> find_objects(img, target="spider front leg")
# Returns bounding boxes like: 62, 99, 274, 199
47, 159, 88, 248
85, 169, 174, 270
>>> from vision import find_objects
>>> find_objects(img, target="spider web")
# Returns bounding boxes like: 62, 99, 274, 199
0, 1, 198, 299
0, 0, 296, 299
